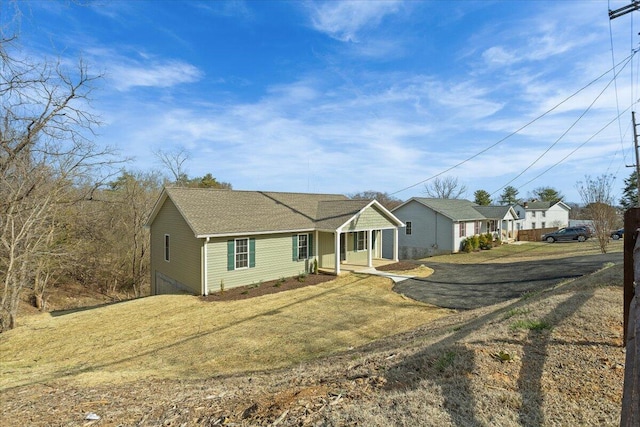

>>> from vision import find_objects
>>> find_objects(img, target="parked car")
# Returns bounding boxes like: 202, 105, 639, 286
541, 226, 592, 243
611, 228, 624, 240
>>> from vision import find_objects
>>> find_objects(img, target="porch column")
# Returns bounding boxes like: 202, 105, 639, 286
393, 228, 399, 261
314, 230, 319, 265
367, 229, 373, 267
335, 231, 341, 275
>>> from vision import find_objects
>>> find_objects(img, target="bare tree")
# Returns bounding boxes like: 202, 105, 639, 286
155, 147, 190, 185
349, 191, 403, 210
425, 176, 467, 199
576, 174, 617, 254
0, 34, 120, 330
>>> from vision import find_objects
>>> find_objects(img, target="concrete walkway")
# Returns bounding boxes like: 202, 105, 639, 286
357, 267, 416, 283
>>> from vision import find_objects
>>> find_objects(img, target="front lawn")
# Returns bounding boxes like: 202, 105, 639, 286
0, 273, 451, 390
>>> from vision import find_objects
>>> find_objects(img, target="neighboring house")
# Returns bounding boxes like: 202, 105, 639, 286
145, 187, 404, 295
513, 201, 571, 230
383, 198, 519, 258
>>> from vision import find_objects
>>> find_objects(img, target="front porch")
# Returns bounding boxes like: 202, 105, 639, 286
321, 258, 399, 274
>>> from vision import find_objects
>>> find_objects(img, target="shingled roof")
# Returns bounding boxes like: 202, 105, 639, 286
399, 198, 517, 221
147, 187, 398, 237
411, 198, 486, 221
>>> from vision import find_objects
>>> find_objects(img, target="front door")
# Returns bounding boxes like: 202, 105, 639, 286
340, 233, 346, 261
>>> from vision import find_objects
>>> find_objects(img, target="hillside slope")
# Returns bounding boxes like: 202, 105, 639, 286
1, 262, 624, 426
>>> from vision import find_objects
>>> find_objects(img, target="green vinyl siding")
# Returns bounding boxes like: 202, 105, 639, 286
206, 233, 313, 292
150, 198, 202, 294
346, 205, 396, 231
317, 231, 336, 269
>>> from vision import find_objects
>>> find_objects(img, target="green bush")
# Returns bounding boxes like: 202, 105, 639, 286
470, 235, 480, 250
479, 233, 492, 250
462, 238, 473, 253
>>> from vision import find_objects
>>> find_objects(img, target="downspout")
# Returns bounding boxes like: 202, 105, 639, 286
202, 237, 210, 296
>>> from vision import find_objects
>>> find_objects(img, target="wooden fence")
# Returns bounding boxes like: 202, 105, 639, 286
621, 208, 640, 426
517, 227, 558, 242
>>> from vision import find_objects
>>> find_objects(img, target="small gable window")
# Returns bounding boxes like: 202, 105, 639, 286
164, 234, 170, 262
406, 221, 412, 235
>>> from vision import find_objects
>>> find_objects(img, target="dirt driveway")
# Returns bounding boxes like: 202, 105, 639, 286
393, 252, 622, 309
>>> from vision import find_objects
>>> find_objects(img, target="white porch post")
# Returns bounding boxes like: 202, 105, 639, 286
335, 230, 341, 275
393, 228, 399, 261
367, 229, 373, 267
314, 230, 319, 266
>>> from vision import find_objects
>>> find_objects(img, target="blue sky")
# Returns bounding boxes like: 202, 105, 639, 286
5, 0, 640, 203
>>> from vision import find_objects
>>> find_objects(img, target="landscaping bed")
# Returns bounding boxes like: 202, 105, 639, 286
200, 272, 336, 302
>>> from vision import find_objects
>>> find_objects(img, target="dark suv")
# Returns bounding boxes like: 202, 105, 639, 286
541, 226, 592, 243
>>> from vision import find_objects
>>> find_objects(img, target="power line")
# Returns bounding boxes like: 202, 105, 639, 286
389, 51, 637, 196
514, 103, 633, 192
490, 51, 635, 197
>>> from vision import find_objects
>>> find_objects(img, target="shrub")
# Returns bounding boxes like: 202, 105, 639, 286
479, 233, 492, 250
469, 235, 480, 250
297, 272, 307, 282
462, 239, 473, 253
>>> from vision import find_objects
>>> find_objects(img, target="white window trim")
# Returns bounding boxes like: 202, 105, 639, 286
235, 238, 249, 270
356, 231, 368, 251
298, 233, 308, 260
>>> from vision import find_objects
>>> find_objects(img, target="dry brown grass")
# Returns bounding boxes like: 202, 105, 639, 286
0, 273, 451, 390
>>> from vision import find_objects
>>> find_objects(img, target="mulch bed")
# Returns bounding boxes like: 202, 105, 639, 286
200, 272, 337, 302
200, 262, 420, 302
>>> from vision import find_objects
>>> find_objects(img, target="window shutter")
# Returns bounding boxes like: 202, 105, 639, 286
227, 240, 235, 271
249, 238, 256, 268
308, 233, 314, 257
353, 232, 358, 251
292, 235, 298, 261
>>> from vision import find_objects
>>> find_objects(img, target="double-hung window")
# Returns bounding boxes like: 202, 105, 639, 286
357, 231, 367, 251
235, 238, 249, 269
459, 222, 466, 238
293, 233, 313, 260
474, 221, 480, 235
298, 234, 308, 260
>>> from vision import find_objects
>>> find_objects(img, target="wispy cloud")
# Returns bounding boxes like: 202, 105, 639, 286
85, 48, 203, 91
308, 0, 402, 42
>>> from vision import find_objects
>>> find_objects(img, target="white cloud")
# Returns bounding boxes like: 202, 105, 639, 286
309, 0, 402, 42
109, 60, 203, 91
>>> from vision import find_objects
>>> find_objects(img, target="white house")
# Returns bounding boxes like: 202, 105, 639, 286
513, 201, 571, 230
383, 198, 519, 258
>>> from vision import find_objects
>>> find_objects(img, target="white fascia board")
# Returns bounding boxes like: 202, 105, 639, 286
197, 228, 315, 239
335, 200, 404, 230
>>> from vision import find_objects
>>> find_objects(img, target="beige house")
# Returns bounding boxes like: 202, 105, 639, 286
145, 187, 404, 295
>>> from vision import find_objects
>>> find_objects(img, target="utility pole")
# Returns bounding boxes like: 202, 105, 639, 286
611, 3, 640, 204
612, 6, 640, 427
610, 1, 640, 19
633, 112, 640, 204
